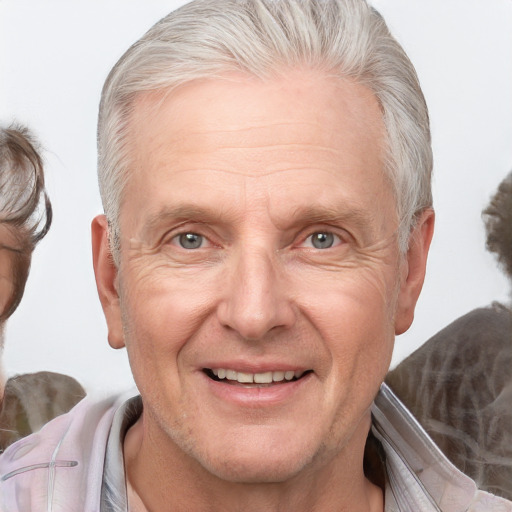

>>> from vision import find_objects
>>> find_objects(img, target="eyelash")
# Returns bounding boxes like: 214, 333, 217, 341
169, 232, 210, 250
166, 228, 345, 251
301, 231, 343, 250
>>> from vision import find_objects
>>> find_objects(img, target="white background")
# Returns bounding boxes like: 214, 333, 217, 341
0, 0, 511, 394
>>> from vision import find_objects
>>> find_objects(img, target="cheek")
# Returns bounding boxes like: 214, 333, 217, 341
300, 268, 398, 333
294, 275, 395, 453
297, 269, 396, 380
118, 265, 220, 363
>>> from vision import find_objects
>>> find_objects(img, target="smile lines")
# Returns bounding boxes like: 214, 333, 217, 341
206, 368, 308, 384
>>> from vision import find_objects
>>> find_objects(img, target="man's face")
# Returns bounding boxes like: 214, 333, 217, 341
94, 69, 430, 482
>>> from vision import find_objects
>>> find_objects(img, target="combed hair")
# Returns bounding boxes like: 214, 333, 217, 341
483, 171, 512, 280
98, 0, 432, 257
0, 124, 52, 320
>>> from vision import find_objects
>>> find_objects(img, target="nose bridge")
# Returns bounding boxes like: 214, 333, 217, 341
240, 244, 275, 306
218, 242, 294, 340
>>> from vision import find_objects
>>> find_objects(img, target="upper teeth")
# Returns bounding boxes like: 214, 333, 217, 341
211, 369, 304, 384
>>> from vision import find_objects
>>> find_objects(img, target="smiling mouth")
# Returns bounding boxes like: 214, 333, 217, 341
203, 368, 313, 387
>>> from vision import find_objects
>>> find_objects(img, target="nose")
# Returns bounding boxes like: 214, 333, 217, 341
216, 246, 296, 340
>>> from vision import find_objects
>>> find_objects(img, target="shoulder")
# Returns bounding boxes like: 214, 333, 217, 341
386, 305, 512, 411
372, 385, 512, 512
0, 392, 134, 512
385, 306, 512, 500
0, 371, 86, 449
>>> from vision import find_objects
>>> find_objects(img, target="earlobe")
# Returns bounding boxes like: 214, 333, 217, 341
394, 209, 435, 335
91, 214, 125, 349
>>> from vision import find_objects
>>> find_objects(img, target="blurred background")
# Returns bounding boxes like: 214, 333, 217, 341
0, 0, 511, 393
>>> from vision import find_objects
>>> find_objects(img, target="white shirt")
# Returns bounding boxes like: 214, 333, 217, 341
1, 386, 510, 511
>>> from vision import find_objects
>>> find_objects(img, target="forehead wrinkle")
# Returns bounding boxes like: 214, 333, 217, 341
163, 119, 376, 154
169, 143, 350, 174
157, 129, 346, 161
176, 142, 344, 156
154, 124, 384, 181
134, 127, 356, 182
142, 164, 365, 182
138, 203, 245, 239
180, 122, 338, 148
186, 120, 323, 136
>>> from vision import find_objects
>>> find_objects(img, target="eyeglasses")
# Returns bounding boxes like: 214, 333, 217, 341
0, 243, 23, 255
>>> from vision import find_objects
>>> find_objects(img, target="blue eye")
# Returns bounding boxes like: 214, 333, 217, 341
310, 232, 336, 249
178, 233, 203, 249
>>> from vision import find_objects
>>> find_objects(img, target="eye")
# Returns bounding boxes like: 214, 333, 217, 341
304, 231, 340, 249
176, 233, 205, 249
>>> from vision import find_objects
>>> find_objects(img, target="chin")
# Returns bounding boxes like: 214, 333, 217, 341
200, 450, 316, 484
181, 427, 326, 484
154, 399, 339, 484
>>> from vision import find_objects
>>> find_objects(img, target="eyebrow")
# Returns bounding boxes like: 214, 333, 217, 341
141, 203, 373, 238
284, 205, 372, 230
140, 205, 236, 238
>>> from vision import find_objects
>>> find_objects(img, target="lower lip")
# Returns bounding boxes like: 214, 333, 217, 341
202, 372, 313, 407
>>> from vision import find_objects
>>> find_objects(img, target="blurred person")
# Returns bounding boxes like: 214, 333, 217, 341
387, 171, 512, 500
0, 125, 85, 451
0, 1, 510, 511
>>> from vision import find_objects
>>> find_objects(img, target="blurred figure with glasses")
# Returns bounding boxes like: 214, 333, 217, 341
0, 124, 85, 452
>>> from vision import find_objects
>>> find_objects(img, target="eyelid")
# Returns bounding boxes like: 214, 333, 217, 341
166, 231, 210, 248
159, 223, 349, 250
178, 233, 207, 249
302, 232, 341, 249
161, 222, 219, 249
296, 227, 348, 248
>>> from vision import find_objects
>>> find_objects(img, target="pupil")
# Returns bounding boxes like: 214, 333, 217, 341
179, 233, 202, 249
312, 232, 334, 249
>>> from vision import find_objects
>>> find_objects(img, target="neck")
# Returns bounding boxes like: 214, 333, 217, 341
124, 412, 383, 512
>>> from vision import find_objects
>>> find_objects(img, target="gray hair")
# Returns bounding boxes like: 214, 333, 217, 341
98, 0, 432, 258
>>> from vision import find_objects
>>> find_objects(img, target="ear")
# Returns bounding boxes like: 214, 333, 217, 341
394, 209, 435, 335
91, 215, 125, 349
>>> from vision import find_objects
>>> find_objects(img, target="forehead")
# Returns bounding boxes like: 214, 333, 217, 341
122, 69, 392, 232
129, 70, 385, 167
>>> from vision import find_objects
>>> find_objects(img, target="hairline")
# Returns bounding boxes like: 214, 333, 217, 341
97, 0, 433, 262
